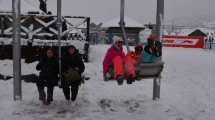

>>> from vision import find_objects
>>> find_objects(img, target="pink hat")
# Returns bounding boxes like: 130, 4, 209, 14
149, 33, 157, 41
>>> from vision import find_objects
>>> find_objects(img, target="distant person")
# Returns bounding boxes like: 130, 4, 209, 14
39, 0, 47, 14
61, 45, 85, 103
62, 19, 68, 40
209, 36, 214, 49
204, 37, 208, 49
36, 48, 59, 105
212, 36, 214, 49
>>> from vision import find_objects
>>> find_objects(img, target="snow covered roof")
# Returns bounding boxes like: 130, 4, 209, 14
102, 17, 144, 28
177, 29, 196, 36
0, 0, 43, 14
198, 28, 215, 35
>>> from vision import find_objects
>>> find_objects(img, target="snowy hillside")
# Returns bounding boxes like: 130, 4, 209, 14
0, 45, 215, 120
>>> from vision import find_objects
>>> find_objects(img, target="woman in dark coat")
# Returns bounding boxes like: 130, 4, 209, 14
36, 48, 59, 105
61, 45, 85, 102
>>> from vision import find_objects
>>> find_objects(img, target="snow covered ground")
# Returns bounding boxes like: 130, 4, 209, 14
0, 45, 215, 120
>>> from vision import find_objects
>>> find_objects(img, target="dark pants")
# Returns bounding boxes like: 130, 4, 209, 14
62, 82, 80, 101
37, 84, 54, 102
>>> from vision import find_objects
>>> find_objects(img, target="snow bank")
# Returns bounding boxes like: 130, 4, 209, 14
0, 45, 215, 120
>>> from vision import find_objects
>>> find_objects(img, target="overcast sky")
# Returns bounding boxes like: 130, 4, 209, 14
46, 0, 215, 24
1, 0, 215, 24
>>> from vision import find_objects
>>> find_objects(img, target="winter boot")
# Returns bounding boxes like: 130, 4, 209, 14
116, 75, 123, 85
71, 86, 79, 101
42, 100, 50, 106
45, 101, 51, 105
127, 75, 134, 84
127, 75, 132, 84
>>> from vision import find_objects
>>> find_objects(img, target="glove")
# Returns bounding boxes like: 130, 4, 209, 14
74, 67, 79, 71
105, 72, 111, 79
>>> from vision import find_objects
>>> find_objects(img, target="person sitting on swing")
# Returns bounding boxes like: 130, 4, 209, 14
61, 45, 85, 103
36, 48, 59, 105
140, 33, 162, 63
103, 36, 136, 85
126, 44, 143, 66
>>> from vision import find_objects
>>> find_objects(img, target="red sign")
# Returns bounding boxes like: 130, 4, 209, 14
162, 36, 204, 48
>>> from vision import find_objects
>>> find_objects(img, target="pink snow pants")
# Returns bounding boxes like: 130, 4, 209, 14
112, 56, 136, 79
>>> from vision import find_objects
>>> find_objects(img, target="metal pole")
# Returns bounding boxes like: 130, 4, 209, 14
120, 0, 125, 26
153, 77, 161, 100
84, 17, 90, 62
57, 0, 62, 85
12, 0, 22, 101
86, 17, 90, 42
153, 0, 164, 101
119, 0, 130, 52
156, 0, 164, 42
0, 17, 4, 36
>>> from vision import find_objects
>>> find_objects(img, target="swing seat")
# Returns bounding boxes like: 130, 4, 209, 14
136, 61, 164, 79
104, 61, 164, 81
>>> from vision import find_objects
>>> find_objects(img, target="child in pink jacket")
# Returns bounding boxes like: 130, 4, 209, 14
103, 36, 136, 85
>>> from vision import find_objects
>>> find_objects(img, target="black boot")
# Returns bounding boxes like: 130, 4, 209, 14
127, 75, 133, 84
62, 85, 70, 101
71, 86, 79, 101
116, 75, 124, 85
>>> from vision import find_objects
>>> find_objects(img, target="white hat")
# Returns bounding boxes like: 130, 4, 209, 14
112, 36, 123, 44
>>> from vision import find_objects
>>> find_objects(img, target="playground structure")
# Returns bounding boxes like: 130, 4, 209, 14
0, 13, 90, 61
9, 0, 164, 101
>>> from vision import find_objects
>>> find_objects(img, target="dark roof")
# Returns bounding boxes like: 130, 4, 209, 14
188, 29, 207, 37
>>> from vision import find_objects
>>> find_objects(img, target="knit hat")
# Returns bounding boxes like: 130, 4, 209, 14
148, 33, 157, 41
112, 36, 123, 45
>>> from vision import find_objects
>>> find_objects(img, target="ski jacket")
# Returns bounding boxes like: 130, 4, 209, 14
140, 49, 161, 63
62, 49, 85, 75
36, 56, 59, 86
103, 46, 125, 74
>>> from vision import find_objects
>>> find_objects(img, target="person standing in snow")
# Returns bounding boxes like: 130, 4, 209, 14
103, 36, 136, 85
61, 45, 85, 102
39, 0, 47, 14
36, 48, 59, 105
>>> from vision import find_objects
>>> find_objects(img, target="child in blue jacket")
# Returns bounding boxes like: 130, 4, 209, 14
140, 35, 162, 63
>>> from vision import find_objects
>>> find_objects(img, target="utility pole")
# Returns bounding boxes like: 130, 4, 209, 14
119, 0, 130, 52
57, 0, 62, 85
153, 0, 164, 100
12, 0, 22, 101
